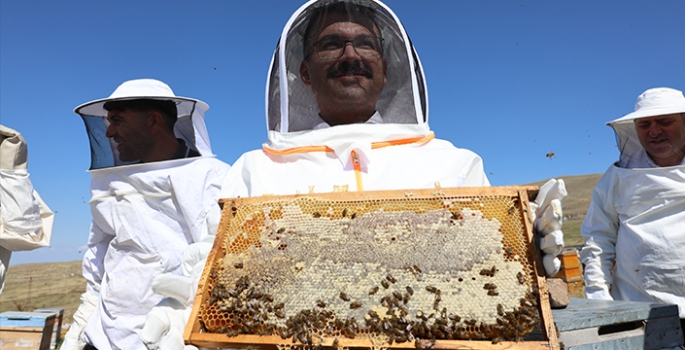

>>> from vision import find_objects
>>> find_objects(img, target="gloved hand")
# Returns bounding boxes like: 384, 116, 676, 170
140, 235, 215, 350
0, 125, 28, 170
61, 291, 99, 350
530, 179, 567, 276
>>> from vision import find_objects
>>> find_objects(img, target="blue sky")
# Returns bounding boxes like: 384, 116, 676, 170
2, 0, 684, 265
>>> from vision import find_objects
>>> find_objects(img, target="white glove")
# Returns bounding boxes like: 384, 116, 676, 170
530, 179, 567, 276
585, 287, 613, 300
140, 235, 214, 350
61, 291, 99, 350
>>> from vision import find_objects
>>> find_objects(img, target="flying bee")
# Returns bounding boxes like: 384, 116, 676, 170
369, 286, 379, 295
546, 150, 556, 160
339, 292, 350, 301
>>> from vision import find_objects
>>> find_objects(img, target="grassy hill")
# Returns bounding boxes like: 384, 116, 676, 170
0, 173, 602, 333
0, 260, 84, 325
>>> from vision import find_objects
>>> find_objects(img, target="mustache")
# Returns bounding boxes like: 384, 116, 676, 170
327, 62, 374, 79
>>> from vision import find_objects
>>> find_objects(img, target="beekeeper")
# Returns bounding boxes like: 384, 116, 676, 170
62, 79, 230, 350
140, 2, 565, 349
580, 87, 685, 333
0, 125, 54, 295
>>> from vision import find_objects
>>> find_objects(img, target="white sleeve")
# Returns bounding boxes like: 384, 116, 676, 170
463, 153, 491, 187
579, 172, 617, 299
82, 222, 112, 294
0, 170, 54, 251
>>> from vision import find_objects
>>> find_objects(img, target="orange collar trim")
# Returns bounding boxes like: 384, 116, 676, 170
262, 132, 435, 156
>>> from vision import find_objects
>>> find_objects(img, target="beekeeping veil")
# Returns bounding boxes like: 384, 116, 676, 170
608, 87, 685, 167
266, 0, 429, 150
75, 79, 213, 170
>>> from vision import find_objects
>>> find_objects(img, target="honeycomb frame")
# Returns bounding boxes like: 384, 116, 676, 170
184, 186, 559, 349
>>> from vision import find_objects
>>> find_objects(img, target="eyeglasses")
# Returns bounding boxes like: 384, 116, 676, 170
309, 35, 384, 61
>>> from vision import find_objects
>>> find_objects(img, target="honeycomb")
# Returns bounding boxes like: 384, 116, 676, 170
198, 192, 541, 347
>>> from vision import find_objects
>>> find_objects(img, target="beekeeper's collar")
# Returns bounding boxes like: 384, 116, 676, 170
74, 79, 215, 170
265, 0, 430, 154
607, 87, 685, 167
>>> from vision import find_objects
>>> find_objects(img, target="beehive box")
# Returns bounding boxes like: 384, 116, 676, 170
185, 186, 559, 349
33, 308, 64, 350
0, 311, 56, 350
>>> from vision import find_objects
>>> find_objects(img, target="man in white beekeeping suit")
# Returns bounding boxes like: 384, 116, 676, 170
141, 1, 565, 348
61, 79, 230, 350
580, 87, 685, 342
0, 125, 54, 295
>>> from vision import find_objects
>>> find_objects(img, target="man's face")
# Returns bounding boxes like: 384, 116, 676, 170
634, 113, 685, 166
105, 109, 155, 161
300, 13, 387, 125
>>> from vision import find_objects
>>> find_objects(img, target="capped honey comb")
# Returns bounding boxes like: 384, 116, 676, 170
186, 187, 557, 349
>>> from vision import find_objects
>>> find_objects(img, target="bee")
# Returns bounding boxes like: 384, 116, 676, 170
210, 268, 217, 279
386, 274, 397, 283
426, 285, 437, 293
497, 303, 505, 316
412, 265, 422, 273
546, 150, 556, 160
313, 212, 321, 218
351, 213, 357, 219
234, 262, 243, 269
448, 313, 460, 322
369, 286, 379, 295
488, 290, 499, 296
277, 227, 286, 234
316, 300, 326, 308
332, 338, 339, 348
403, 293, 411, 304
226, 329, 241, 337
339, 292, 350, 301
342, 208, 348, 218
350, 301, 362, 309
381, 279, 390, 289
515, 272, 526, 285
508, 206, 515, 215
483, 283, 497, 290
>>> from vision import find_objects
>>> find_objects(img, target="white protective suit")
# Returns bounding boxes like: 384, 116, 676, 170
221, 0, 489, 199
580, 87, 685, 318
68, 79, 230, 350
0, 125, 54, 295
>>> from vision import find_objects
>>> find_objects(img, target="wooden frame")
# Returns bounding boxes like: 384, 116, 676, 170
185, 186, 559, 349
